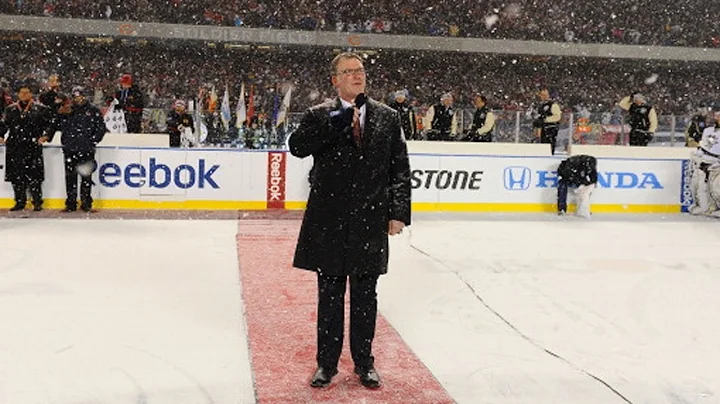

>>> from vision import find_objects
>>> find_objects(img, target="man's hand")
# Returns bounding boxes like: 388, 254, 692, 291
0, 138, 5, 144
329, 107, 354, 133
38, 136, 49, 145
388, 220, 405, 236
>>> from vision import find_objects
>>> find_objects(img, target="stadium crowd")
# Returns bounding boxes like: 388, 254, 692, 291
1, 34, 718, 119
3, 0, 719, 48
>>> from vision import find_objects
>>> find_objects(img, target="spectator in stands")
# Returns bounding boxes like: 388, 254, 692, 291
533, 88, 562, 154
55, 86, 107, 212
0, 82, 54, 212
166, 99, 194, 147
38, 74, 64, 114
424, 92, 457, 141
617, 93, 658, 146
0, 78, 12, 111
388, 90, 417, 140
466, 94, 495, 142
7, 0, 720, 48
115, 73, 144, 133
287, 52, 411, 390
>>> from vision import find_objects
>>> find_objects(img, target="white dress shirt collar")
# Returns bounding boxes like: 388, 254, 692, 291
340, 97, 366, 131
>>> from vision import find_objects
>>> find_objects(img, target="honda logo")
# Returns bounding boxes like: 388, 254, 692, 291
503, 166, 531, 190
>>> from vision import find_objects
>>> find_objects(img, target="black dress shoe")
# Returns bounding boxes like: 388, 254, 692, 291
61, 206, 77, 212
9, 204, 24, 212
355, 366, 381, 389
310, 367, 338, 388
32, 205, 43, 212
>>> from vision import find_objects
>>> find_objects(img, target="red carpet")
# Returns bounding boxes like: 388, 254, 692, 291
237, 219, 455, 404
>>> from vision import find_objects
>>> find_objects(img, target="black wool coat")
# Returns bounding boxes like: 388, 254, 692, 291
56, 102, 107, 153
0, 101, 54, 183
289, 97, 411, 277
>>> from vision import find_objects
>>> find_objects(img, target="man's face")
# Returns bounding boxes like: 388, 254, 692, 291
441, 97, 453, 107
17, 88, 32, 102
331, 57, 366, 101
395, 95, 406, 104
538, 90, 550, 101
175, 105, 185, 113
48, 75, 60, 88
474, 96, 485, 108
73, 95, 86, 105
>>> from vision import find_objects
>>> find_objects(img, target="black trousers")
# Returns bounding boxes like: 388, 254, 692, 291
126, 113, 142, 134
64, 150, 95, 209
426, 129, 451, 141
470, 133, 492, 142
629, 129, 652, 146
12, 180, 42, 208
316, 273, 379, 370
557, 178, 570, 213
169, 131, 181, 148
540, 126, 558, 154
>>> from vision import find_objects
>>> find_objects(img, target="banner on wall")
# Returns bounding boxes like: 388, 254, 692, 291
405, 154, 681, 207
0, 146, 689, 212
266, 151, 286, 209
0, 146, 268, 209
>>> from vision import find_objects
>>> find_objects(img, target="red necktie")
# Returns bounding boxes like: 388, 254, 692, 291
353, 117, 361, 146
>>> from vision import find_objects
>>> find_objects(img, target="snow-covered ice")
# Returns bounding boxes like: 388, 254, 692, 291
382, 214, 720, 404
1, 215, 719, 403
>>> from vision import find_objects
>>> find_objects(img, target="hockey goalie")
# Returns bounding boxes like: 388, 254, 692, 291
688, 112, 720, 217
557, 154, 598, 218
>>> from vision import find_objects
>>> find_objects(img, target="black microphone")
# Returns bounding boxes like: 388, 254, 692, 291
354, 93, 367, 109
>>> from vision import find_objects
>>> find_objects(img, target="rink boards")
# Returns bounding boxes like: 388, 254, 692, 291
0, 145, 691, 213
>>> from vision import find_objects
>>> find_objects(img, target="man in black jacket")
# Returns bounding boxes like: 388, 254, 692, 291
166, 99, 194, 148
388, 90, 417, 140
288, 52, 411, 390
467, 94, 495, 142
39, 74, 64, 114
684, 109, 707, 148
0, 83, 54, 211
115, 74, 144, 133
56, 86, 107, 212
533, 88, 562, 154
617, 93, 658, 146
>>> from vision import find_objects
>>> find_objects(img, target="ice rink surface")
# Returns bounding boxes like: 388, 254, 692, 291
383, 213, 720, 404
0, 219, 254, 404
1, 213, 719, 403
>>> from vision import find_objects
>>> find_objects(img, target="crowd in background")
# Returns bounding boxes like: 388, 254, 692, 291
2, 34, 719, 120
3, 0, 719, 48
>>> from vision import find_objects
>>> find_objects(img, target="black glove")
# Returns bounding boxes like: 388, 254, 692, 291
329, 107, 354, 133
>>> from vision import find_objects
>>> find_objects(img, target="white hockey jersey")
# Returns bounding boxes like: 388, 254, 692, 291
697, 126, 720, 163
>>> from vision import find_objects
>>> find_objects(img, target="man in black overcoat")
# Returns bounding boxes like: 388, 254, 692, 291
288, 52, 411, 390
56, 86, 107, 212
0, 83, 54, 211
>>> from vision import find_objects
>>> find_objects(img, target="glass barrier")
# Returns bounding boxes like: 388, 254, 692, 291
139, 108, 700, 151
